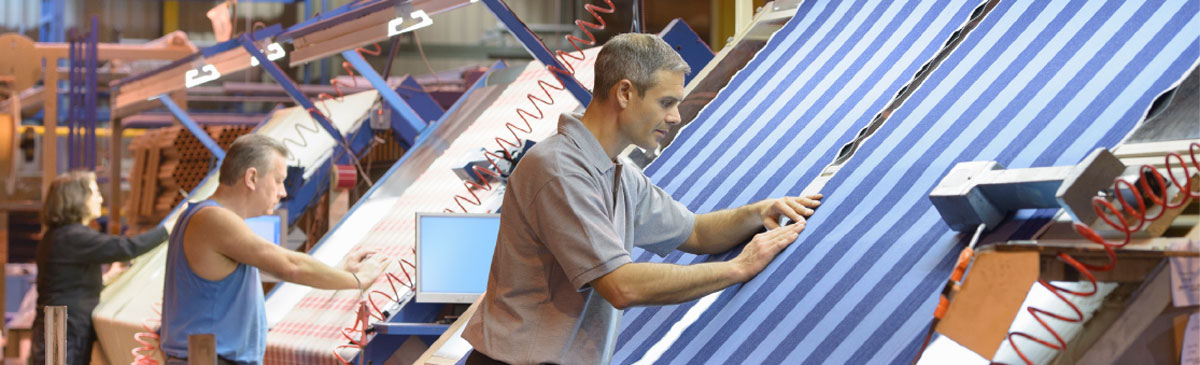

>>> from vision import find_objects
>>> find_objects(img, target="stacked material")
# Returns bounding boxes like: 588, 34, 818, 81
614, 0, 1199, 364
126, 125, 252, 227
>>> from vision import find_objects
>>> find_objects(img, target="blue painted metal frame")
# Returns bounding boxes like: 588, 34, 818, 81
39, 0, 65, 42
264, 60, 506, 292
156, 95, 227, 160
240, 35, 347, 144
394, 76, 444, 124
362, 302, 450, 362
481, 0, 592, 106
658, 18, 714, 85
344, 60, 507, 365
65, 18, 101, 171
280, 123, 375, 226
341, 49, 426, 148
85, 18, 98, 169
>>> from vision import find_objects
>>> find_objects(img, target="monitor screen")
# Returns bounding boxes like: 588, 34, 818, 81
246, 215, 282, 245
415, 213, 500, 303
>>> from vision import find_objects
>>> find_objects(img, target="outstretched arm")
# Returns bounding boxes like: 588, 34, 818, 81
193, 207, 389, 290
590, 223, 803, 309
679, 194, 822, 255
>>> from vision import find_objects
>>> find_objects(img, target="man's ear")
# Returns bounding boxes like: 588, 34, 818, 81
244, 167, 258, 190
615, 79, 635, 109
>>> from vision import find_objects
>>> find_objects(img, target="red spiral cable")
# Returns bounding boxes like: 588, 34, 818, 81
132, 301, 164, 365
997, 142, 1199, 365
329, 2, 615, 362
444, 0, 614, 213
333, 251, 418, 364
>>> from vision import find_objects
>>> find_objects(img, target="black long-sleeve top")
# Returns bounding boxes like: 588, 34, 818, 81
34, 224, 168, 322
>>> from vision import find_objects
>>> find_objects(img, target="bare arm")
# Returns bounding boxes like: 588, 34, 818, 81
591, 223, 803, 309
191, 207, 388, 290
679, 194, 822, 255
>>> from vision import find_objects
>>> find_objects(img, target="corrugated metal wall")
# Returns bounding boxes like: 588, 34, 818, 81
0, 0, 41, 36
0, 0, 162, 42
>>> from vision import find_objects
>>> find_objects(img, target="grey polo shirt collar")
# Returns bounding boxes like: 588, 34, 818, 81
559, 113, 617, 174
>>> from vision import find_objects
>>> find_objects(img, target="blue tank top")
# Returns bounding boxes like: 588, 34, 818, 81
160, 200, 266, 364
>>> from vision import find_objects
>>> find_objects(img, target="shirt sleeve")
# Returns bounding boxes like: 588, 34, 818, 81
54, 225, 169, 263
628, 167, 695, 257
527, 174, 632, 290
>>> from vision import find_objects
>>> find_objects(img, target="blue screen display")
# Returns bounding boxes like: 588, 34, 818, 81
245, 215, 281, 245
417, 214, 500, 300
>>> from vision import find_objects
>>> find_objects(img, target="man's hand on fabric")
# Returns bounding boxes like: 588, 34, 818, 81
732, 222, 804, 281
759, 194, 823, 229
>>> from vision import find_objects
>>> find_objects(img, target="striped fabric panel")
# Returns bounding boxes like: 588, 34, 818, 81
616, 0, 1199, 364
614, 0, 982, 362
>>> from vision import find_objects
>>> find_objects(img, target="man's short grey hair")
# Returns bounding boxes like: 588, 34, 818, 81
593, 33, 690, 102
219, 134, 289, 185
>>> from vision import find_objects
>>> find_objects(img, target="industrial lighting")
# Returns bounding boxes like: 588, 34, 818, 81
387, 10, 433, 37
184, 64, 221, 88
250, 42, 286, 67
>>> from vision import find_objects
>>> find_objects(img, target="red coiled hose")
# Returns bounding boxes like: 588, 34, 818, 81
998, 142, 1199, 364
445, 0, 614, 213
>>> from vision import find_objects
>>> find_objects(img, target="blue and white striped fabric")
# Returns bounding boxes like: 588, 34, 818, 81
615, 0, 982, 362
614, 0, 1200, 363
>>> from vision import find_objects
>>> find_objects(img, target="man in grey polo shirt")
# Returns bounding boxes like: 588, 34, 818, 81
462, 33, 822, 364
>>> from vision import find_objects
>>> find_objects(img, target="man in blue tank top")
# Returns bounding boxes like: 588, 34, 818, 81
160, 134, 390, 364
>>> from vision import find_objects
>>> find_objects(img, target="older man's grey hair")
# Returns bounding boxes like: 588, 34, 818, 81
593, 33, 690, 102
218, 134, 289, 185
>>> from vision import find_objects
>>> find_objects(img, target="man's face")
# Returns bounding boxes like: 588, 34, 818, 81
618, 70, 685, 151
253, 153, 289, 216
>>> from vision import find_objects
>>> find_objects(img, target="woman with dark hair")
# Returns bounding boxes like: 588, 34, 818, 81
30, 171, 169, 365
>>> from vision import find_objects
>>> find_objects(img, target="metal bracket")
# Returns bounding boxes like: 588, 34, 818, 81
930, 148, 1125, 231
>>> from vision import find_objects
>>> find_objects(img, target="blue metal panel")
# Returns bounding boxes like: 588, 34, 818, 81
373, 323, 451, 336
340, 49, 425, 147
394, 76, 444, 123
157, 95, 226, 160
658, 18, 714, 85
360, 301, 450, 363
481, 0, 592, 106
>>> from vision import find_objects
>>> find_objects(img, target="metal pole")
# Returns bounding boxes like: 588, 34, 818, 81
157, 95, 226, 160
86, 16, 98, 170
45, 306, 67, 365
480, 0, 592, 106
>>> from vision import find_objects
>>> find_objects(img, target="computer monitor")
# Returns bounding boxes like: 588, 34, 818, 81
414, 212, 501, 303
245, 215, 282, 245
